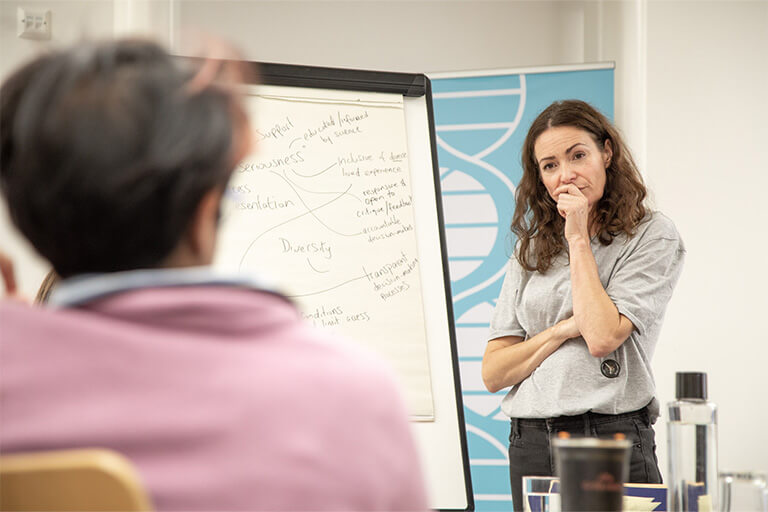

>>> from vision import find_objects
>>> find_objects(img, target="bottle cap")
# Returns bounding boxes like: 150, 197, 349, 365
675, 372, 708, 400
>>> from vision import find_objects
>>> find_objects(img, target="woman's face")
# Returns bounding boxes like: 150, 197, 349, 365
534, 125, 612, 211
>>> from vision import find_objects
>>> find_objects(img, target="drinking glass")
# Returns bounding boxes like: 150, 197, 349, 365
719, 471, 768, 512
522, 475, 560, 512
552, 437, 631, 512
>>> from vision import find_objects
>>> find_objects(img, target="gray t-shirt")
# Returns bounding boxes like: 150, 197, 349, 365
488, 211, 685, 422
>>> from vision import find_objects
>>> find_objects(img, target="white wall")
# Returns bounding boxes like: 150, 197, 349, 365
644, 0, 768, 477
175, 1, 572, 72
0, 0, 115, 78
1, 0, 765, 478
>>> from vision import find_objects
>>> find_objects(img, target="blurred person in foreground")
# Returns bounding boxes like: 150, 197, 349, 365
0, 251, 58, 303
0, 38, 427, 511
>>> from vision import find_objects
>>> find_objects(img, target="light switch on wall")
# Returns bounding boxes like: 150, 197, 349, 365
17, 7, 52, 40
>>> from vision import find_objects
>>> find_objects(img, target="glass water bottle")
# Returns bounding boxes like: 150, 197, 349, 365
667, 371, 719, 511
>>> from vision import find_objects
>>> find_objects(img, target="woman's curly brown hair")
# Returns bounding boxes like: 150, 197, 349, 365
512, 100, 647, 272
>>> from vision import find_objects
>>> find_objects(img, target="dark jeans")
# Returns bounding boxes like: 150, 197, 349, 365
508, 406, 662, 512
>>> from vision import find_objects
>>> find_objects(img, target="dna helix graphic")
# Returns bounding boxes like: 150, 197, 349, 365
433, 73, 527, 509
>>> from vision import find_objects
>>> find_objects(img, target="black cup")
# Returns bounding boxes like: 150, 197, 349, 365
553, 437, 631, 512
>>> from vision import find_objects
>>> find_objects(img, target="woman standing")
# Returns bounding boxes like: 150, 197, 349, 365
481, 100, 685, 511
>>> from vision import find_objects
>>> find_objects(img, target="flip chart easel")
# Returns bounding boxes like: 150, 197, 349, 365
213, 61, 473, 511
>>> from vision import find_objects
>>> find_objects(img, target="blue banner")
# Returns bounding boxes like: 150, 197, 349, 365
431, 66, 614, 510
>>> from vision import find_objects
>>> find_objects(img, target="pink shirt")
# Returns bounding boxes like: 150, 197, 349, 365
0, 274, 427, 511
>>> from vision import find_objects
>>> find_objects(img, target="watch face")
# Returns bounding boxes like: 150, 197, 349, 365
601, 359, 621, 379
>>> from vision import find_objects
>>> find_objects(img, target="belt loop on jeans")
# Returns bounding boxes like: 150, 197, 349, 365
583, 414, 591, 436
641, 407, 652, 427
511, 417, 520, 437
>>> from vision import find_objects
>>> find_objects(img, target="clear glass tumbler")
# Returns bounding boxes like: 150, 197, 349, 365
522, 475, 560, 512
719, 471, 768, 512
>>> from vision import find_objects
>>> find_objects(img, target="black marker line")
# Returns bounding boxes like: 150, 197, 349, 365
271, 172, 362, 238
291, 161, 338, 178
287, 273, 368, 298
306, 258, 329, 274
282, 170, 362, 204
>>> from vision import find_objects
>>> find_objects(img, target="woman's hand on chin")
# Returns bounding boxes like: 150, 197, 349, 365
555, 184, 591, 243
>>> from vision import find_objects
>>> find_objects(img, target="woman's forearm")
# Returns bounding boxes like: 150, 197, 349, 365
568, 238, 632, 357
482, 319, 575, 393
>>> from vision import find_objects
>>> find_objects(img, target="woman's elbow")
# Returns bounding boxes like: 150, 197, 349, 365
481, 364, 503, 393
587, 344, 613, 358
481, 370, 499, 393
585, 334, 626, 358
